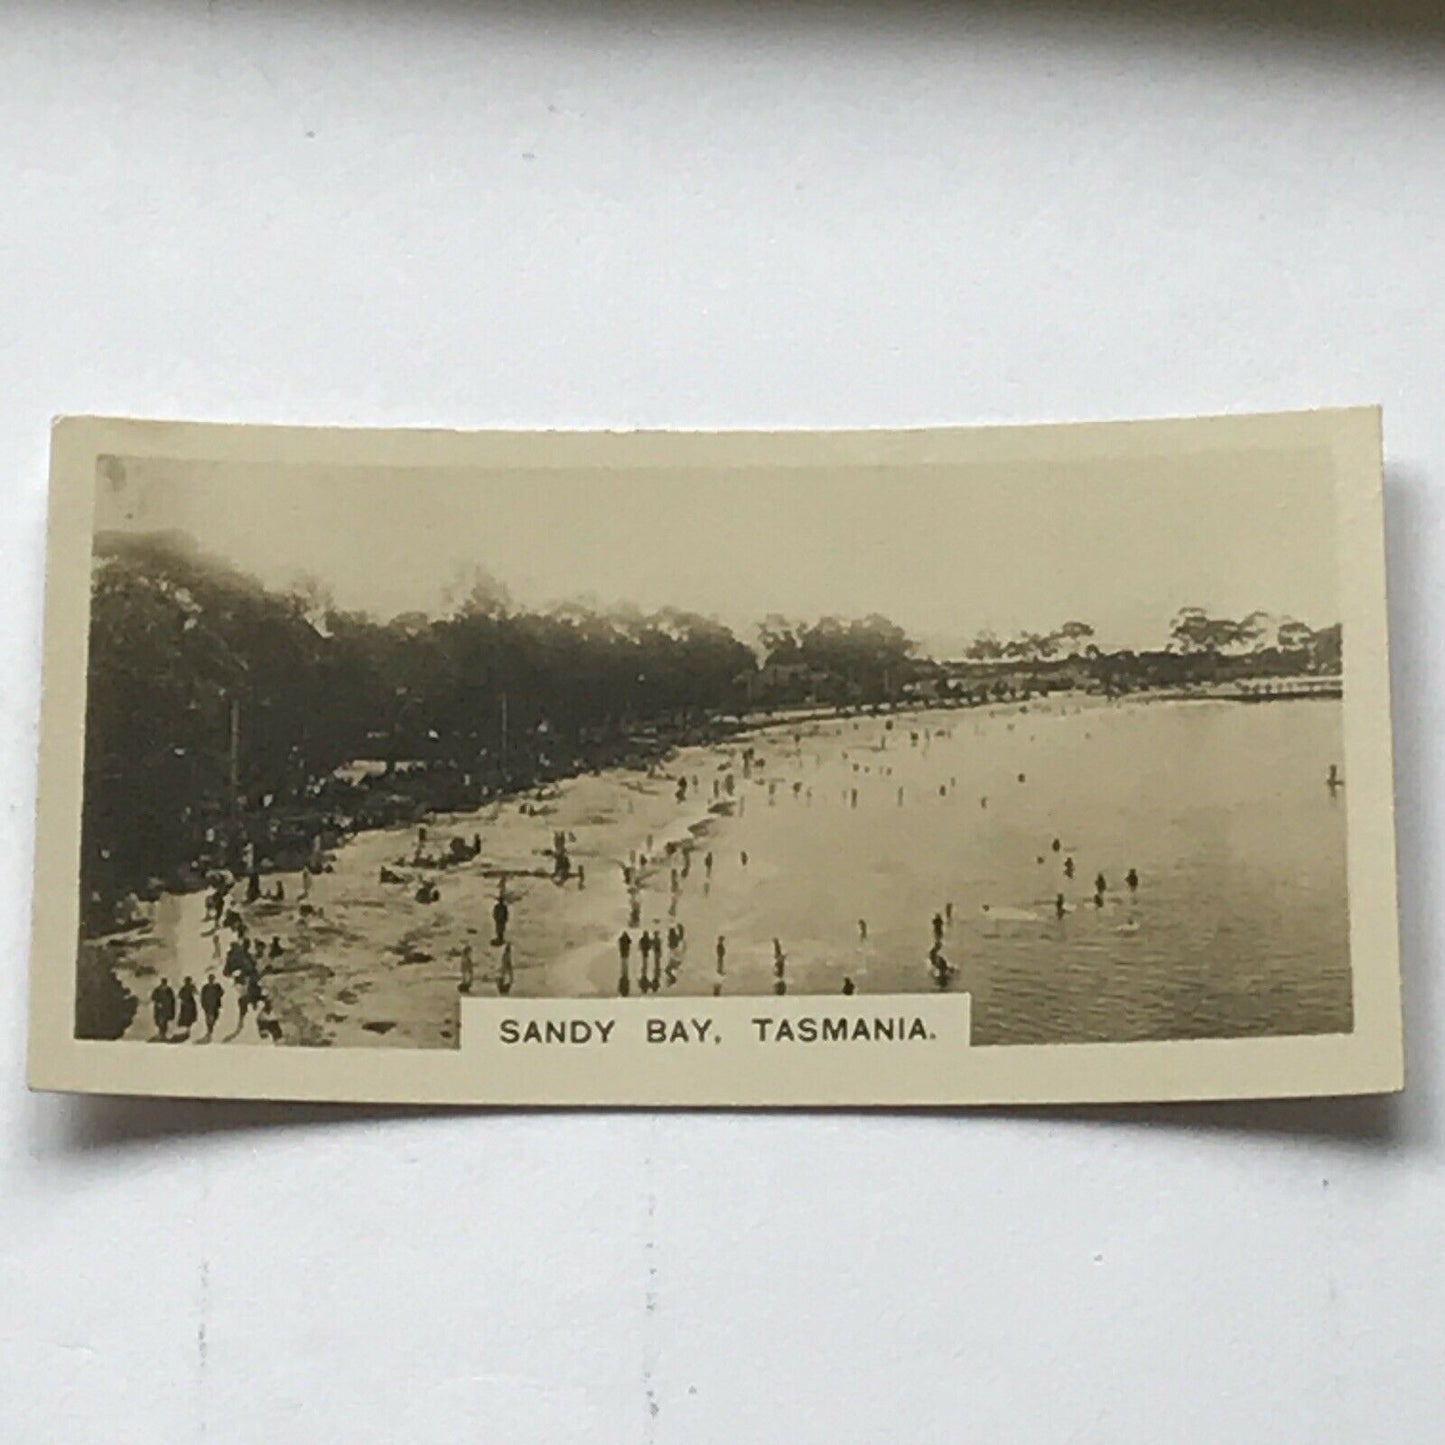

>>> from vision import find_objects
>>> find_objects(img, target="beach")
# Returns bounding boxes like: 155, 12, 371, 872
88, 690, 1350, 1049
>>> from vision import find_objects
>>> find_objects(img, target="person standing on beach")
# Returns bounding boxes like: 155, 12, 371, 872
239, 971, 265, 1030
459, 942, 475, 994
1064, 856, 1075, 880
498, 943, 514, 996
176, 977, 198, 1038
492, 893, 510, 945
704, 851, 714, 879
638, 929, 653, 976
858, 918, 868, 941
618, 930, 632, 968
932, 912, 945, 946
715, 935, 727, 975
1055, 893, 1067, 920
200, 973, 223, 1040
1126, 868, 1139, 894
773, 939, 786, 978
151, 978, 176, 1039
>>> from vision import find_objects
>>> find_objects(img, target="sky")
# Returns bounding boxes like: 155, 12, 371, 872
93, 445, 1341, 655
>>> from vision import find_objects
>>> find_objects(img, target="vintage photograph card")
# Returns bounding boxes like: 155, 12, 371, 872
27, 410, 1402, 1105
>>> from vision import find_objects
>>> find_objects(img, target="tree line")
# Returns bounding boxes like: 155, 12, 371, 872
83, 532, 1339, 924
85, 532, 778, 914
955, 608, 1340, 672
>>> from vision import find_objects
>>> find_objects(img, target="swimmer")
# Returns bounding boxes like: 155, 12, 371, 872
928, 941, 953, 986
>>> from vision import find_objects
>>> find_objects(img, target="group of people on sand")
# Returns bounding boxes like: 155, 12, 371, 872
459, 936, 513, 997
148, 972, 227, 1042
158, 867, 302, 1044
453, 870, 525, 996
149, 935, 281, 1044
614, 922, 689, 995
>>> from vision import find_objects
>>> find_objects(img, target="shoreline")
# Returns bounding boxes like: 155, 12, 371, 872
78, 686, 1347, 1046
77, 683, 1344, 1043
86, 675, 1336, 933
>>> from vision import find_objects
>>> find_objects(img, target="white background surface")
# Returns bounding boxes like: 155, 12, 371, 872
2, 3, 1442, 1440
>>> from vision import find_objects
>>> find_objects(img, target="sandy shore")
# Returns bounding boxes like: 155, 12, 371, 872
84, 685, 1347, 1049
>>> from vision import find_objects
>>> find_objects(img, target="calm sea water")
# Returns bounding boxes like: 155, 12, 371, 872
641, 696, 1351, 1045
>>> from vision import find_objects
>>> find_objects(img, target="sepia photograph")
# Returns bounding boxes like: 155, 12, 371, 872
27, 412, 1402, 1104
